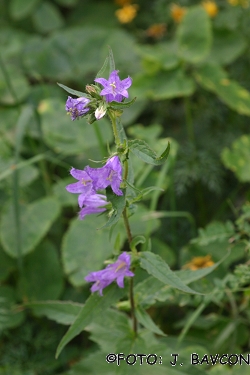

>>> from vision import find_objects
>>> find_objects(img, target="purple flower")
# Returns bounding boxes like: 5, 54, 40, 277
79, 192, 107, 220
65, 96, 90, 120
66, 168, 94, 206
94, 70, 132, 103
85, 156, 123, 196
85, 252, 134, 296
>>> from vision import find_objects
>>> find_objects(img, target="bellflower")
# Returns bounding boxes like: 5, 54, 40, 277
85, 252, 134, 296
65, 96, 90, 120
66, 168, 94, 206
85, 156, 123, 196
79, 192, 107, 220
94, 70, 132, 103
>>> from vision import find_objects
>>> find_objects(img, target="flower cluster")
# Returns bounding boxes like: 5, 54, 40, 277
66, 156, 123, 220
85, 252, 134, 295
65, 70, 132, 121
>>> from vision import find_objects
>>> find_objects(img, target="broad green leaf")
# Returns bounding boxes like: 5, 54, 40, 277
86, 309, 130, 352
195, 63, 250, 116
10, 0, 40, 19
17, 241, 64, 301
40, 98, 112, 155
57, 83, 87, 98
131, 68, 195, 100
56, 284, 123, 358
62, 215, 116, 286
129, 139, 170, 165
208, 29, 247, 65
0, 286, 25, 331
26, 300, 83, 325
135, 305, 166, 336
0, 63, 30, 104
100, 188, 126, 229
140, 252, 202, 295
138, 42, 179, 73
0, 197, 60, 258
32, 1, 64, 33
177, 6, 212, 63
221, 135, 250, 182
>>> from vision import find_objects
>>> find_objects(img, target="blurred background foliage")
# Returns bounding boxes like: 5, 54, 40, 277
1, 0, 250, 374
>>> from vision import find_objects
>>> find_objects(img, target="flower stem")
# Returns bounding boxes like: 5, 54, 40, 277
108, 109, 121, 146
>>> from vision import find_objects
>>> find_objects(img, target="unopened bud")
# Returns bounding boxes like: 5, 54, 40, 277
95, 105, 107, 120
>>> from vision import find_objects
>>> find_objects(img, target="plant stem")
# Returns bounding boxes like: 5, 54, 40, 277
111, 113, 137, 335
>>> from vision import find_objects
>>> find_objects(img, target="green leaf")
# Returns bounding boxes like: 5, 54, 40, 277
195, 63, 250, 116
110, 96, 137, 109
130, 235, 146, 252
56, 284, 123, 358
131, 68, 195, 100
129, 139, 170, 165
95, 57, 108, 79
32, 1, 64, 33
0, 63, 30, 105
135, 305, 166, 336
140, 252, 202, 295
0, 197, 60, 258
221, 135, 250, 182
191, 221, 234, 246
17, 240, 64, 301
108, 46, 115, 74
0, 286, 25, 331
208, 29, 247, 65
61, 215, 116, 286
100, 188, 126, 229
57, 83, 87, 98
10, 0, 40, 20
177, 6, 212, 63
25, 300, 83, 325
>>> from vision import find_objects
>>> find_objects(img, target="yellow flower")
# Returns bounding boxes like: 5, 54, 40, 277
202, 1, 218, 17
170, 4, 187, 23
146, 23, 166, 38
227, 0, 249, 6
115, 4, 138, 23
182, 255, 214, 271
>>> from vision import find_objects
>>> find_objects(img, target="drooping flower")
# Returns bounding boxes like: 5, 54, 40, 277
85, 156, 123, 196
85, 252, 134, 296
94, 70, 132, 103
66, 168, 94, 206
79, 192, 108, 220
65, 96, 90, 120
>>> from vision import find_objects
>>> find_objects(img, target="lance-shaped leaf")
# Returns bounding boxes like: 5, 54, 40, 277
95, 57, 108, 79
108, 46, 115, 74
56, 284, 123, 358
57, 83, 87, 98
99, 188, 126, 229
135, 304, 166, 336
140, 252, 202, 295
128, 139, 170, 165
110, 97, 137, 109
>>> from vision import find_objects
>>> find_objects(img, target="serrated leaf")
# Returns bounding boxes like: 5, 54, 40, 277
56, 284, 123, 358
140, 252, 202, 295
0, 197, 60, 258
129, 139, 170, 165
177, 6, 212, 63
57, 82, 86, 97
135, 305, 166, 336
26, 301, 83, 325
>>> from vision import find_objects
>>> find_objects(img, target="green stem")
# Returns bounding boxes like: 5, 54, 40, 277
93, 121, 106, 157
110, 112, 137, 335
